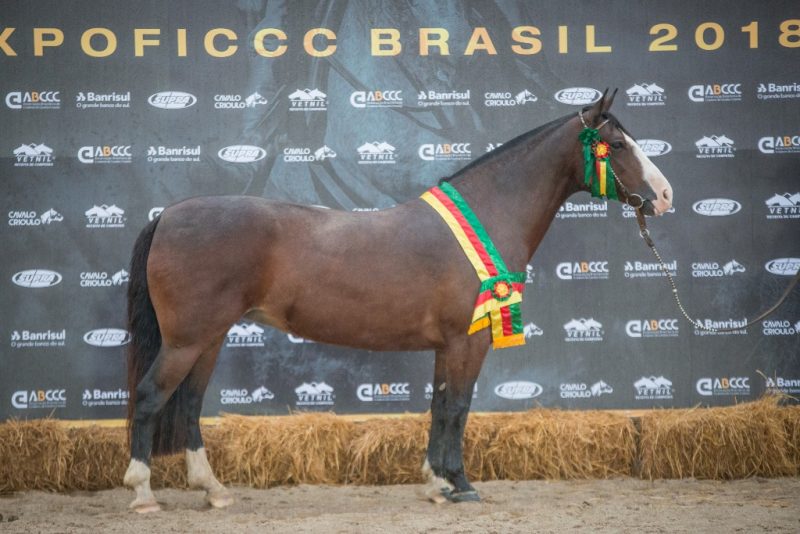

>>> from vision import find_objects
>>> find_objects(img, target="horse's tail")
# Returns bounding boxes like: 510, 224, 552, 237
126, 215, 190, 456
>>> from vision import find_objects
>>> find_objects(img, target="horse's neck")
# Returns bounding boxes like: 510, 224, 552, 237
449, 126, 577, 271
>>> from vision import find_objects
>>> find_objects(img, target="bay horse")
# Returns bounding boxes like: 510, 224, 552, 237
123, 90, 672, 512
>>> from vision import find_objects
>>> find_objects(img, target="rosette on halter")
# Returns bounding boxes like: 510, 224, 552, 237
579, 127, 619, 200
421, 182, 526, 349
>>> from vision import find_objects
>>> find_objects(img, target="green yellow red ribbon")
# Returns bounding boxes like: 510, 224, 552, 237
579, 127, 619, 200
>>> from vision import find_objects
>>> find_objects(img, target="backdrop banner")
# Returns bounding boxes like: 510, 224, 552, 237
2, 1, 798, 420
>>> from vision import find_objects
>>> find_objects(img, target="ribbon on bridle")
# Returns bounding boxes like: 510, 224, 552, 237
578, 121, 619, 201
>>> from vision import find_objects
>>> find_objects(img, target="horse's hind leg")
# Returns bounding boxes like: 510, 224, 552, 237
422, 350, 453, 503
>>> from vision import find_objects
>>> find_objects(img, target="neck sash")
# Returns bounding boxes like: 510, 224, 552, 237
421, 182, 526, 349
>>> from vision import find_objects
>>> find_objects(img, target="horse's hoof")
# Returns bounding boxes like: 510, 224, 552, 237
207, 490, 234, 509
446, 490, 481, 503
130, 498, 161, 513
425, 486, 451, 504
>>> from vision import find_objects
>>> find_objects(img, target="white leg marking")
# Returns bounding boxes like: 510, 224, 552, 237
422, 458, 453, 504
123, 459, 160, 513
186, 448, 233, 509
624, 132, 673, 215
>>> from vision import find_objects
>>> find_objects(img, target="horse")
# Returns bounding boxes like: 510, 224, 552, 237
123, 90, 672, 512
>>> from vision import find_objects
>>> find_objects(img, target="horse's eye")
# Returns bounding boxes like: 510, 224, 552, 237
611, 141, 625, 150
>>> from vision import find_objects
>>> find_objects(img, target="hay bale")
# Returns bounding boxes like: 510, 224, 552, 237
639, 397, 796, 479
66, 426, 127, 490
778, 404, 800, 474
0, 419, 72, 493
483, 410, 636, 479
347, 415, 429, 484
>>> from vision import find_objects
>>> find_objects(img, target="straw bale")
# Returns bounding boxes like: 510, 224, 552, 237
65, 426, 127, 490
347, 414, 430, 484
0, 419, 72, 493
778, 404, 800, 474
639, 397, 796, 479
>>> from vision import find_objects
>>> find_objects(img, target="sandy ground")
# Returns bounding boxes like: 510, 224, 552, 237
1, 478, 798, 533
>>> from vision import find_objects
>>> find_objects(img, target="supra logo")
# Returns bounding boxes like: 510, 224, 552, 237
765, 193, 800, 219
494, 381, 542, 400
6, 90, 60, 110
688, 83, 742, 102
8, 208, 63, 227
80, 269, 129, 288
757, 82, 800, 101
691, 259, 745, 278
554, 87, 601, 105
13, 143, 54, 167
218, 145, 266, 163
12, 269, 62, 288
82, 388, 128, 407
560, 380, 613, 399
417, 89, 470, 107
762, 319, 799, 336
85, 204, 125, 228
563, 318, 604, 342
220, 386, 274, 405
625, 83, 665, 106
12, 389, 66, 409
282, 145, 336, 163
634, 376, 673, 400
149, 207, 164, 221
484, 89, 537, 107
418, 143, 471, 161
765, 258, 800, 276
226, 322, 265, 347
692, 198, 741, 216
636, 139, 671, 156
556, 260, 609, 280
696, 377, 750, 397
758, 135, 800, 154
357, 382, 411, 402
625, 319, 679, 338
295, 382, 335, 406
350, 90, 402, 108
76, 91, 130, 109
11, 328, 66, 349
695, 135, 735, 158
213, 91, 268, 109
78, 145, 132, 164
288, 88, 327, 110
147, 145, 201, 163
84, 328, 131, 347
694, 317, 748, 336
765, 376, 800, 394
148, 91, 196, 109
624, 259, 677, 279
358, 141, 397, 164
523, 322, 543, 338
556, 200, 608, 219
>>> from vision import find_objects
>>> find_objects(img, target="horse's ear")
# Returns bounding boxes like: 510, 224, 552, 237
583, 88, 609, 126
601, 88, 618, 113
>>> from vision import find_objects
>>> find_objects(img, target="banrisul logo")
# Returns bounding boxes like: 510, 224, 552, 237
556, 260, 609, 280
226, 322, 265, 347
148, 91, 196, 109
494, 381, 542, 400
696, 377, 750, 397
295, 382, 335, 406
563, 318, 604, 342
282, 145, 336, 163
625, 319, 679, 338
147, 145, 201, 163
218, 145, 266, 163
213, 91, 268, 110
692, 198, 741, 216
484, 89, 537, 107
419, 142, 471, 161
350, 90, 402, 108
556, 200, 607, 219
766, 193, 800, 219
82, 388, 129, 408
757, 82, 800, 101
634, 376, 673, 400
765, 258, 800, 276
8, 208, 63, 227
85, 205, 125, 228
14, 143, 54, 167
357, 141, 397, 164
78, 145, 132, 164
11, 329, 66, 348
691, 259, 746, 278
625, 83, 665, 106
554, 87, 601, 105
758, 135, 800, 154
695, 135, 734, 158
6, 90, 61, 110
636, 139, 671, 157
83, 328, 131, 347
694, 317, 748, 336
766, 376, 800, 395
417, 89, 470, 108
12, 269, 62, 288
624, 259, 677, 279
688, 83, 742, 102
76, 91, 130, 109
289, 88, 327, 111
356, 382, 411, 402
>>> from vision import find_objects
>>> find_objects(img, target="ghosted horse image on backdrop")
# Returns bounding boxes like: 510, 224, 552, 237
123, 91, 673, 512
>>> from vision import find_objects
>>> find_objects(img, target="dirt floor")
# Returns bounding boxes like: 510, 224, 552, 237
1, 478, 798, 533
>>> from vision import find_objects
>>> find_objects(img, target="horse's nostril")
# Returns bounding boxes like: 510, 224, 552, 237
662, 188, 671, 202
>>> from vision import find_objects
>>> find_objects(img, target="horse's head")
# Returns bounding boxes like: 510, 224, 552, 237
577, 89, 673, 216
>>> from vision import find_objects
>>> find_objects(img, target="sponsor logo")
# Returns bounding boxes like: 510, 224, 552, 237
79, 269, 129, 288
765, 376, 800, 394
525, 265, 535, 284
691, 259, 746, 278
226, 323, 265, 347
289, 88, 327, 111
425, 383, 477, 400
75, 91, 130, 109
357, 141, 397, 164
554, 87, 601, 105
692, 198, 741, 216
82, 388, 128, 407
634, 376, 673, 400
218, 145, 266, 163
762, 319, 798, 336
287, 333, 314, 344
13, 143, 54, 167
695, 135, 735, 158
85, 204, 125, 228
694, 317, 748, 336
295, 382, 335, 406
560, 380, 613, 399
8, 208, 63, 227
146, 145, 201, 163
148, 91, 196, 109
757, 82, 800, 100
418, 143, 471, 162
636, 139, 671, 156
417, 89, 470, 108
758, 135, 800, 154
625, 83, 665, 106
83, 328, 131, 347
556, 260, 609, 280
12, 389, 66, 409
78, 145, 132, 164
625, 319, 679, 338
765, 193, 800, 219
357, 382, 411, 402
622, 203, 674, 219
149, 207, 164, 221
485, 142, 503, 152
523, 322, 543, 339
10, 329, 66, 348
563, 318, 604, 342
220, 386, 274, 405
350, 90, 403, 108
688, 83, 742, 102
765, 258, 800, 276
624, 259, 677, 279
12, 269, 62, 288
6, 90, 61, 110
282, 145, 336, 163
696, 377, 750, 397
213, 91, 268, 110
484, 89, 537, 107
494, 381, 542, 400
556, 200, 607, 219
